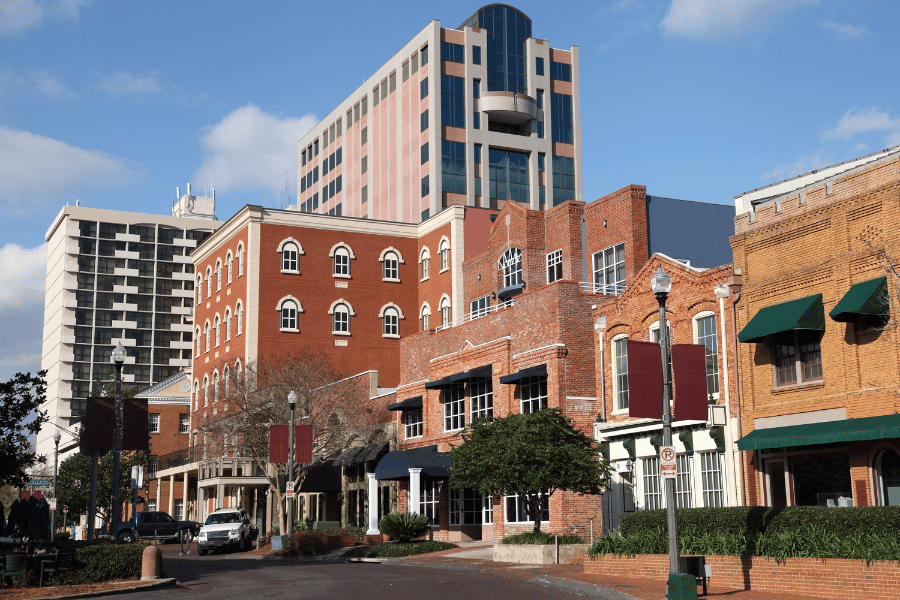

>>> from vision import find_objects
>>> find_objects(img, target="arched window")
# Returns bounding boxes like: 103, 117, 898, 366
226, 252, 233, 284
193, 381, 199, 411
213, 371, 219, 404
439, 295, 451, 326
236, 302, 243, 335
499, 247, 523, 288
214, 315, 221, 347
379, 303, 404, 338
215, 260, 222, 290
382, 250, 400, 281
277, 296, 302, 332
223, 365, 230, 400
332, 245, 351, 277
420, 247, 431, 280
237, 244, 245, 277
235, 359, 242, 387
420, 303, 431, 331
196, 276, 203, 303
329, 299, 355, 334
203, 376, 209, 407
195, 327, 202, 356
278, 238, 304, 273
225, 308, 232, 341
204, 322, 211, 352
439, 237, 450, 272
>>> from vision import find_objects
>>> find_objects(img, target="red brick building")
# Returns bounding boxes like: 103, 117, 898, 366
731, 146, 900, 508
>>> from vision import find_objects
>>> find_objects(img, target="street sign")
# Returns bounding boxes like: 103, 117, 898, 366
660, 445, 677, 479
49, 498, 57, 511
285, 481, 294, 499
131, 465, 144, 488
28, 479, 51, 487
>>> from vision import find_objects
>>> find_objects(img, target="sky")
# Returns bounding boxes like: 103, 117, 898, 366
1, 0, 898, 384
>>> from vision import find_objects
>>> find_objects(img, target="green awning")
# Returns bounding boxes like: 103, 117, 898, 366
830, 277, 888, 322
737, 414, 900, 450
738, 294, 824, 343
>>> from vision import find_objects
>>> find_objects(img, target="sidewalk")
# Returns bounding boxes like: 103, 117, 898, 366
394, 542, 819, 600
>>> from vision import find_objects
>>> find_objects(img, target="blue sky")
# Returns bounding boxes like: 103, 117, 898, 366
1, 0, 898, 383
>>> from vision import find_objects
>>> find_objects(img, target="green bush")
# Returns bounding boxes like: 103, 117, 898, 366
501, 532, 585, 545
72, 542, 147, 584
282, 531, 327, 556
378, 512, 430, 543
344, 541, 456, 558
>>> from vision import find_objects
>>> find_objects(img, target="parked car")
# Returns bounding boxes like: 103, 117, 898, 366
197, 507, 252, 555
115, 511, 201, 544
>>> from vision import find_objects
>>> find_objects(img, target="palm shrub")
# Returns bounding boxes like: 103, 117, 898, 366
378, 512, 430, 543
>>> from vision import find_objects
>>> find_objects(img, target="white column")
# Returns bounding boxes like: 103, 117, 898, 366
366, 473, 380, 535
217, 484, 225, 510
182, 472, 190, 520
168, 475, 175, 515
408, 468, 422, 515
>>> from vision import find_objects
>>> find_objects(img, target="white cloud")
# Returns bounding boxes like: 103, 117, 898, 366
0, 243, 46, 311
0, 242, 46, 380
0, 67, 77, 100
0, 125, 141, 214
98, 70, 167, 98
824, 107, 900, 144
762, 150, 832, 182
0, 0, 90, 38
819, 19, 869, 41
661, 0, 819, 40
193, 104, 317, 195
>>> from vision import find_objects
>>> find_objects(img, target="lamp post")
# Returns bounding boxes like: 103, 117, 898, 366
51, 430, 61, 535
110, 342, 126, 538
287, 390, 297, 538
650, 266, 680, 575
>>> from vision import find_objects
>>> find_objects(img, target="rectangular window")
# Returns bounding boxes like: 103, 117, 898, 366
421, 480, 440, 526
474, 144, 481, 164
774, 331, 822, 387
421, 142, 429, 164
404, 408, 423, 439
420, 109, 428, 132
546, 249, 563, 283
538, 153, 545, 172
361, 185, 367, 204
149, 413, 160, 433
402, 61, 410, 82
470, 378, 493, 421
520, 377, 547, 414
178, 414, 189, 434
362, 97, 367, 116
550, 60, 571, 81
700, 452, 725, 508
361, 155, 368, 174
147, 456, 158, 479
301, 149, 306, 166
440, 41, 464, 63
420, 77, 428, 99
472, 45, 481, 65
489, 148, 529, 203
443, 384, 465, 431
473, 112, 480, 129
174, 499, 184, 521
381, 80, 388, 100
411, 51, 418, 73
421, 45, 428, 65
335, 175, 342, 193
450, 488, 486, 526
441, 139, 466, 195
695, 315, 720, 396
536, 90, 545, 138
354, 104, 360, 123
389, 72, 396, 92
676, 454, 693, 509
613, 336, 628, 410
469, 294, 490, 319
473, 79, 480, 98
536, 57, 544, 76
642, 458, 662, 510
593, 243, 625, 295
421, 175, 429, 197
314, 139, 319, 155
505, 493, 548, 523
360, 127, 367, 145
550, 92, 574, 144
440, 74, 466, 128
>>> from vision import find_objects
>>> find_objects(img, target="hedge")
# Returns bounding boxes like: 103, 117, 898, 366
501, 532, 586, 545
71, 542, 148, 584
591, 506, 900, 562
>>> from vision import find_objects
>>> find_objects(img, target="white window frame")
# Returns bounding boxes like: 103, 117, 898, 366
420, 303, 431, 331
499, 247, 522, 288
675, 454, 693, 509
612, 334, 629, 413
197, 276, 203, 303
470, 377, 493, 421
178, 414, 189, 434
236, 302, 243, 335
443, 383, 465, 432
214, 315, 221, 347
206, 268, 212, 298
195, 327, 202, 357
148, 413, 160, 434
329, 242, 355, 279
223, 366, 230, 400
225, 309, 232, 341
592, 242, 625, 295
546, 249, 563, 284
504, 492, 548, 524
421, 480, 441, 527
404, 408, 422, 439
203, 376, 209, 407
469, 295, 490, 319
641, 457, 662, 510
693, 311, 720, 400
226, 252, 233, 283
329, 299, 355, 335
380, 304, 401, 338
237, 244, 244, 277
280, 302, 298, 331
216, 260, 222, 290
439, 295, 451, 326
420, 247, 430, 281
379, 247, 404, 282
278, 238, 304, 274
192, 381, 199, 411
213, 371, 219, 403
699, 451, 725, 508
439, 237, 450, 272
204, 322, 211, 352
520, 376, 547, 414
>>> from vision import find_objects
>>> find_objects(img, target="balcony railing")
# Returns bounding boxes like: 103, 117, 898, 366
579, 282, 626, 296
435, 299, 514, 332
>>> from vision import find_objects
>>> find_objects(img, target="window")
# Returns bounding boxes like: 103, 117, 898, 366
213, 371, 219, 403
361, 185, 367, 204
331, 301, 351, 334
420, 248, 430, 280
551, 93, 574, 144
214, 315, 221, 347
473, 45, 481, 64
547, 249, 562, 283
236, 303, 243, 335
195, 327, 201, 356
700, 452, 725, 508
474, 144, 481, 164
440, 41, 464, 63
439, 239, 450, 271
227, 254, 233, 283
382, 305, 400, 337
441, 140, 466, 195
174, 500, 184, 521
420, 109, 429, 132
420, 77, 428, 99
774, 331, 823, 387
593, 243, 625, 295
223, 366, 230, 399
642, 457, 662, 510
404, 409, 422, 439
280, 299, 299, 331
421, 45, 428, 65
421, 175, 429, 197
333, 246, 351, 277
238, 245, 244, 276
535, 56, 544, 76
470, 378, 493, 421
382, 250, 400, 281
203, 376, 209, 407
536, 90, 545, 138
402, 61, 409, 82
505, 493, 548, 523
205, 269, 212, 298
470, 295, 490, 318
499, 247, 523, 288
675, 454, 693, 508
421, 142, 428, 164
550, 60, 571, 81
225, 309, 232, 341
444, 383, 465, 431
216, 261, 222, 290
179, 414, 189, 434
612, 335, 628, 410
204, 322, 210, 352
361, 155, 367, 174
552, 155, 575, 204
694, 313, 720, 396
420, 304, 431, 331
149, 413, 160, 433
360, 127, 367, 145
440, 74, 465, 128
192, 381, 198, 411
450, 489, 489, 526
520, 376, 547, 414
489, 148, 529, 203
197, 276, 202, 303
147, 456, 158, 479
421, 480, 440, 526
389, 71, 396, 93
439, 296, 451, 326
473, 79, 480, 98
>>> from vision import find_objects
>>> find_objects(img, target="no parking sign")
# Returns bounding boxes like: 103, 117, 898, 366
660, 446, 677, 479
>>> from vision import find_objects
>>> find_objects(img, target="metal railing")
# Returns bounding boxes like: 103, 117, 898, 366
579, 281, 625, 296
435, 299, 514, 332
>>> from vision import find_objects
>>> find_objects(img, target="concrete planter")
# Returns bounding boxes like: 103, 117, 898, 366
494, 543, 590, 564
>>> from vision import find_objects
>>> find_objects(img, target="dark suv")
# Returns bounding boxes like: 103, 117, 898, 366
115, 511, 200, 544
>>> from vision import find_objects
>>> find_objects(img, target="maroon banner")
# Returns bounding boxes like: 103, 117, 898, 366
671, 344, 710, 421
269, 425, 313, 464
627, 340, 663, 419
82, 397, 149, 451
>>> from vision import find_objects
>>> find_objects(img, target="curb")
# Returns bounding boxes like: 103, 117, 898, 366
23, 578, 178, 600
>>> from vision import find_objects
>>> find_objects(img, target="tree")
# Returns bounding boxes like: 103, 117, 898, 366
0, 372, 48, 488
449, 408, 610, 533
212, 350, 383, 533
55, 450, 147, 522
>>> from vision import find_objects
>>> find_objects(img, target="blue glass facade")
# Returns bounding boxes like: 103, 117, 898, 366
460, 5, 532, 94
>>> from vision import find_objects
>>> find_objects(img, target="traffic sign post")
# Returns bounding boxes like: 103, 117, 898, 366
285, 481, 294, 499
660, 446, 677, 479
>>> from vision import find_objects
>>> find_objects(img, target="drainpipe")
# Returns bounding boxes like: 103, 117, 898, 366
727, 271, 745, 505
715, 282, 735, 506
595, 316, 607, 535
581, 215, 588, 284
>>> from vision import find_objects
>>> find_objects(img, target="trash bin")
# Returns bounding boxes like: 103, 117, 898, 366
682, 556, 709, 596
667, 572, 698, 600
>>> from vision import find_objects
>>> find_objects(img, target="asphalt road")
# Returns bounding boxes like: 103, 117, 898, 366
113, 545, 636, 600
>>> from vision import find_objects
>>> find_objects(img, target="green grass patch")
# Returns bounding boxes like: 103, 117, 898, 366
345, 541, 457, 558
501, 532, 585, 545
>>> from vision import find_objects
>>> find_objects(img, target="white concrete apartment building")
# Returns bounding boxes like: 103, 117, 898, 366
37, 190, 221, 461
295, 4, 582, 223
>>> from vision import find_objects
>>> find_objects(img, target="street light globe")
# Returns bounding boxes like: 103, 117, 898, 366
53, 431, 61, 444
288, 390, 297, 407
650, 266, 672, 294
111, 342, 127, 364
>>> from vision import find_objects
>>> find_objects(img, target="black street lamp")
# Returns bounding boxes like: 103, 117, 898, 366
650, 266, 680, 576
110, 342, 126, 538
287, 390, 297, 537
51, 430, 61, 535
